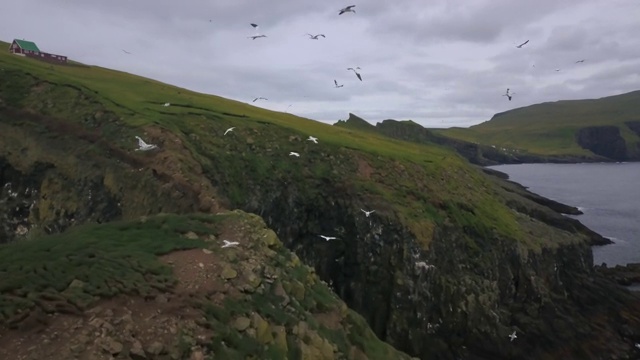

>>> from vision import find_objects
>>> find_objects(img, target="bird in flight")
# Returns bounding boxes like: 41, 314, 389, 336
248, 23, 267, 40
502, 88, 514, 101
347, 67, 362, 81
122, 49, 132, 54
224, 127, 235, 136
339, 5, 356, 15
289, 152, 300, 157
509, 331, 517, 342
134, 136, 158, 151
306, 33, 326, 40
334, 79, 344, 88
319, 235, 338, 241
222, 240, 239, 248
516, 40, 529, 48
575, 59, 586, 63
253, 97, 268, 102
307, 136, 318, 144
361, 209, 375, 217
555, 68, 561, 72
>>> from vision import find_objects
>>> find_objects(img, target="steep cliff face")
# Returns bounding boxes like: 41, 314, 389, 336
575, 126, 628, 161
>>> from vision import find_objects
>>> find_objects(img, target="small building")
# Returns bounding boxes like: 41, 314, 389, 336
8, 39, 67, 64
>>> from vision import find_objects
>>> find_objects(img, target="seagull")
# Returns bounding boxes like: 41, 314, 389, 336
361, 209, 375, 217
248, 35, 267, 40
575, 59, 586, 63
339, 5, 356, 15
163, 102, 170, 107
307, 136, 318, 144
306, 33, 326, 40
134, 136, 158, 151
516, 40, 529, 48
289, 152, 300, 157
224, 127, 235, 135
319, 235, 338, 241
253, 97, 268, 102
509, 331, 517, 342
221, 240, 239, 248
502, 88, 513, 101
122, 49, 132, 54
334, 79, 344, 88
415, 261, 435, 270
555, 69, 561, 72
347, 67, 362, 81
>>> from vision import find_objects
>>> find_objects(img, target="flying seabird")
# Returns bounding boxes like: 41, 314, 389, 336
306, 33, 326, 40
122, 49, 132, 54
347, 67, 362, 81
253, 97, 268, 102
221, 240, 239, 248
575, 59, 586, 63
339, 5, 356, 15
555, 69, 561, 72
319, 235, 338, 241
224, 127, 235, 135
509, 331, 517, 342
248, 35, 267, 40
502, 88, 513, 101
134, 136, 158, 151
250, 23, 259, 28
334, 79, 344, 88
289, 152, 300, 157
361, 209, 375, 217
516, 40, 529, 48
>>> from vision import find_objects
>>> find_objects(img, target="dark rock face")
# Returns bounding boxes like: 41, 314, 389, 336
625, 121, 640, 137
575, 126, 628, 161
597, 263, 640, 286
0, 157, 122, 243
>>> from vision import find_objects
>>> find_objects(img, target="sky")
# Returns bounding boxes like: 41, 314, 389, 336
2, 0, 640, 127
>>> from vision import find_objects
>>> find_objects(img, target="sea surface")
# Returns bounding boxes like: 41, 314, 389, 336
489, 162, 640, 267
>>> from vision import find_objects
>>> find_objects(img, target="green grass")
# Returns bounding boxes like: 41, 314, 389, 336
433, 92, 640, 157
0, 214, 210, 324
0, 39, 531, 249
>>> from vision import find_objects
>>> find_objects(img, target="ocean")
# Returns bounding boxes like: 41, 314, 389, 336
489, 162, 640, 267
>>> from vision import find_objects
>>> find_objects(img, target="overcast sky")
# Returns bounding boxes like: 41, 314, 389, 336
2, 0, 640, 127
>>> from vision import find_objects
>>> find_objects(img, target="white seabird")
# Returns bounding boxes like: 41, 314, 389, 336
307, 136, 318, 144
134, 136, 158, 151
306, 33, 326, 40
221, 240, 239, 248
163, 102, 170, 107
248, 35, 267, 40
319, 235, 338, 241
334, 79, 344, 88
575, 59, 586, 63
509, 331, 517, 342
253, 97, 268, 102
224, 127, 235, 135
415, 261, 435, 270
289, 152, 300, 157
516, 40, 529, 48
502, 88, 513, 101
361, 209, 375, 217
339, 5, 356, 15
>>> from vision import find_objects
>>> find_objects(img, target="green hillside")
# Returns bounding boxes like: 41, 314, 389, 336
2, 39, 640, 359
434, 91, 640, 161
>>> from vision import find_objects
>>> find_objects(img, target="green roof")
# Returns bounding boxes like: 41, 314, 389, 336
14, 39, 40, 52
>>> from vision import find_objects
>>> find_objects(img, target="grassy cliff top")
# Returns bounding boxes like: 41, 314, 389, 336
432, 91, 640, 157
0, 211, 413, 359
0, 38, 542, 250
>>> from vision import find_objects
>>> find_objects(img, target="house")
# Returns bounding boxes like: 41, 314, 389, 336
8, 39, 67, 64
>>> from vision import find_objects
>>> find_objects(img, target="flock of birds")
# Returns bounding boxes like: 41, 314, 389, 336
501, 39, 587, 101
128, 4, 553, 344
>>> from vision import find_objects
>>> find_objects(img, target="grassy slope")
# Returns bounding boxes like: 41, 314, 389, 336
0, 211, 412, 359
0, 39, 543, 250
433, 91, 640, 157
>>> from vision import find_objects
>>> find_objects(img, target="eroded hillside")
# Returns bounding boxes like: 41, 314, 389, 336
1, 44, 640, 359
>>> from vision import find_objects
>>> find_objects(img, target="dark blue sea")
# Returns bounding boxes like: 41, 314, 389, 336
490, 163, 640, 267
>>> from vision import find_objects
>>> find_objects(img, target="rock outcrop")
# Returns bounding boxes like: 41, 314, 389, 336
575, 126, 628, 161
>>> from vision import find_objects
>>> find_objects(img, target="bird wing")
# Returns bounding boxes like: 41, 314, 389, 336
334, 79, 338, 86
319, 34, 325, 38
251, 23, 258, 28
356, 73, 362, 81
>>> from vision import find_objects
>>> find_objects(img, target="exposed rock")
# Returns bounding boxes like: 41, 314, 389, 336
145, 341, 164, 356
576, 126, 628, 161
221, 265, 238, 280
233, 316, 251, 331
